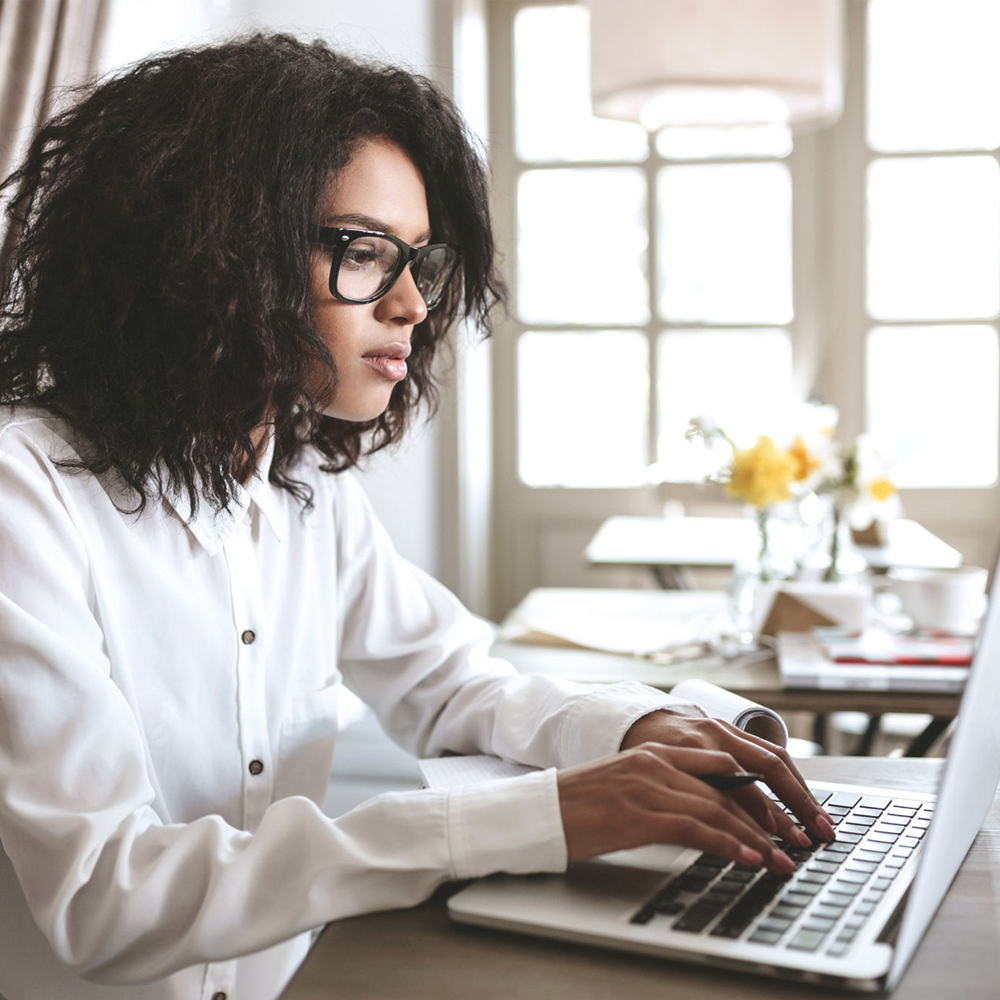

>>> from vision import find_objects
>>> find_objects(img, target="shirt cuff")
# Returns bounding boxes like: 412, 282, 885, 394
558, 681, 709, 766
446, 767, 566, 880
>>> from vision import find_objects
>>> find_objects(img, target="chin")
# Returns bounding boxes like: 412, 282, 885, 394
322, 396, 393, 422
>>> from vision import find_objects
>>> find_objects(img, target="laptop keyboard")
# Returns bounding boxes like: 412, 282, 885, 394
630, 787, 933, 958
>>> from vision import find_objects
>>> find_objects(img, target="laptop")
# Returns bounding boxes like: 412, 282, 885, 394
447, 555, 1000, 992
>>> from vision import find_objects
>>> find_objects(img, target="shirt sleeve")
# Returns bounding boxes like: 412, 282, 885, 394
332, 472, 708, 769
0, 438, 567, 987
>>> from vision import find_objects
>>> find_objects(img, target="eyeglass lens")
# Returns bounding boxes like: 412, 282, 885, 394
335, 234, 455, 307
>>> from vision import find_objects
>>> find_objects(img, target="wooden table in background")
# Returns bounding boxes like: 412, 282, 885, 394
585, 516, 963, 589
281, 757, 1000, 1000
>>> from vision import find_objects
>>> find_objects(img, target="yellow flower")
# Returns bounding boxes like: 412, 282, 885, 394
724, 435, 796, 508
787, 435, 822, 482
867, 477, 896, 502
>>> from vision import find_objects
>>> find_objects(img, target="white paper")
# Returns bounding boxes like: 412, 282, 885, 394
418, 755, 537, 790
498, 588, 730, 657
672, 678, 788, 747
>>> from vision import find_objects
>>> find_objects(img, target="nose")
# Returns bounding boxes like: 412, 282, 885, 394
375, 263, 428, 326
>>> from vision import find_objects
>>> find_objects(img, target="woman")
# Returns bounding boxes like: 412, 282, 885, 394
0, 34, 832, 1000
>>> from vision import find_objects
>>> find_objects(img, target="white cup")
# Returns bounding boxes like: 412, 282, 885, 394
886, 566, 988, 631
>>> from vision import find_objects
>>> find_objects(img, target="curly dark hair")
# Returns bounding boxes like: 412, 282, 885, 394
0, 33, 504, 513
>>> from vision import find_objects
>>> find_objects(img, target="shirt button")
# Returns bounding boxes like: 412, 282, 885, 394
241, 629, 256, 645
248, 759, 264, 776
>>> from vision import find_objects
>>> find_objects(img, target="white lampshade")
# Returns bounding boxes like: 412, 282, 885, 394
586, 0, 845, 133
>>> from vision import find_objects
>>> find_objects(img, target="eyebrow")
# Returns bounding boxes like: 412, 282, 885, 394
324, 212, 432, 245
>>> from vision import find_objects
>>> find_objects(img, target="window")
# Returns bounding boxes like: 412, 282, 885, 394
487, 0, 1000, 615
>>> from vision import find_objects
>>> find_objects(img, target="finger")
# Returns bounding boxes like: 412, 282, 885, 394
635, 775, 796, 874
643, 787, 795, 874
625, 745, 799, 864
715, 725, 835, 840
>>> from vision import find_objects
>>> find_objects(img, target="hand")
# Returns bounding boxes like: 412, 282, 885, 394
620, 711, 835, 846
557, 743, 798, 872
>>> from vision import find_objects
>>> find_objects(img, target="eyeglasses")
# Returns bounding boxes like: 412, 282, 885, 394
307, 225, 461, 310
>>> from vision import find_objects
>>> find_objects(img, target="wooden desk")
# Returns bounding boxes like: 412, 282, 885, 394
585, 516, 962, 589
281, 757, 1000, 1000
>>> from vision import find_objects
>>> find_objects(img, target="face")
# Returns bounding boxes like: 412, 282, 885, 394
309, 138, 431, 421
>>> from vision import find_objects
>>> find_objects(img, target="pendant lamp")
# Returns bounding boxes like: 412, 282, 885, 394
586, 0, 845, 133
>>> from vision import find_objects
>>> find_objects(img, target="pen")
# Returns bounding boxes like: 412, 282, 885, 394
699, 771, 764, 789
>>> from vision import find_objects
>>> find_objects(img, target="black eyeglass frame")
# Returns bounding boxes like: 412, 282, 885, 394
307, 225, 461, 309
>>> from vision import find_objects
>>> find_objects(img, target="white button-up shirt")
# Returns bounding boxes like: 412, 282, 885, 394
0, 408, 695, 1000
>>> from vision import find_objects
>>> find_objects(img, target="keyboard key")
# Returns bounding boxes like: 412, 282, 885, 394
900, 837, 921, 849
803, 916, 836, 932
827, 941, 850, 957
859, 841, 890, 854
825, 841, 854, 855
721, 869, 756, 883
873, 877, 894, 890
759, 915, 794, 931
808, 861, 841, 874
773, 903, 804, 919
788, 928, 828, 951
829, 793, 862, 809
674, 904, 720, 932
813, 903, 847, 920
845, 860, 878, 874
835, 833, 862, 845
854, 849, 887, 863
831, 880, 863, 896
782, 892, 816, 907
883, 857, 906, 869
844, 914, 866, 929
862, 891, 884, 904
655, 899, 686, 915
854, 901, 876, 916
799, 870, 831, 885
860, 795, 891, 810
810, 789, 833, 806
817, 850, 848, 865
844, 815, 877, 828
876, 821, 908, 833
894, 847, 913, 859
840, 824, 872, 837
696, 854, 730, 868
788, 881, 822, 897
868, 833, 898, 844
749, 929, 783, 944
837, 870, 871, 885
825, 892, 857, 908
853, 806, 883, 818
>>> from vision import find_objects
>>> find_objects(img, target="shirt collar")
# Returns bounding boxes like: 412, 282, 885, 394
163, 434, 284, 555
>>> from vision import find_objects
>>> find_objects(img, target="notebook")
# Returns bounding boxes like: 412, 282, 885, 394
446, 555, 1000, 991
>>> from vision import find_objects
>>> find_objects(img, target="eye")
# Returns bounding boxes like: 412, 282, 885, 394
341, 243, 386, 270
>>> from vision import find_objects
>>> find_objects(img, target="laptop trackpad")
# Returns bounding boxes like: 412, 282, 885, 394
591, 843, 693, 872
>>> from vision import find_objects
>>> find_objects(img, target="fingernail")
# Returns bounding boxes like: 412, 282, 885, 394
791, 826, 812, 848
738, 845, 764, 866
817, 816, 836, 841
773, 850, 796, 874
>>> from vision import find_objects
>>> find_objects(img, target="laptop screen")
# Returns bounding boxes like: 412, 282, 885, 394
887, 552, 1000, 988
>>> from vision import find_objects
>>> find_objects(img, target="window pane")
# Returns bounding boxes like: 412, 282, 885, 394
867, 325, 998, 487
867, 0, 1000, 152
657, 163, 792, 323
656, 125, 792, 161
867, 157, 1000, 320
518, 168, 649, 325
514, 5, 647, 163
656, 330, 794, 482
519, 331, 649, 487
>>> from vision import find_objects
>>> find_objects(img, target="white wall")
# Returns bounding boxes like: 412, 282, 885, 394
101, 0, 443, 576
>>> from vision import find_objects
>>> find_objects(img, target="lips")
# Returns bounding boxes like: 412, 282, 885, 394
362, 342, 410, 382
